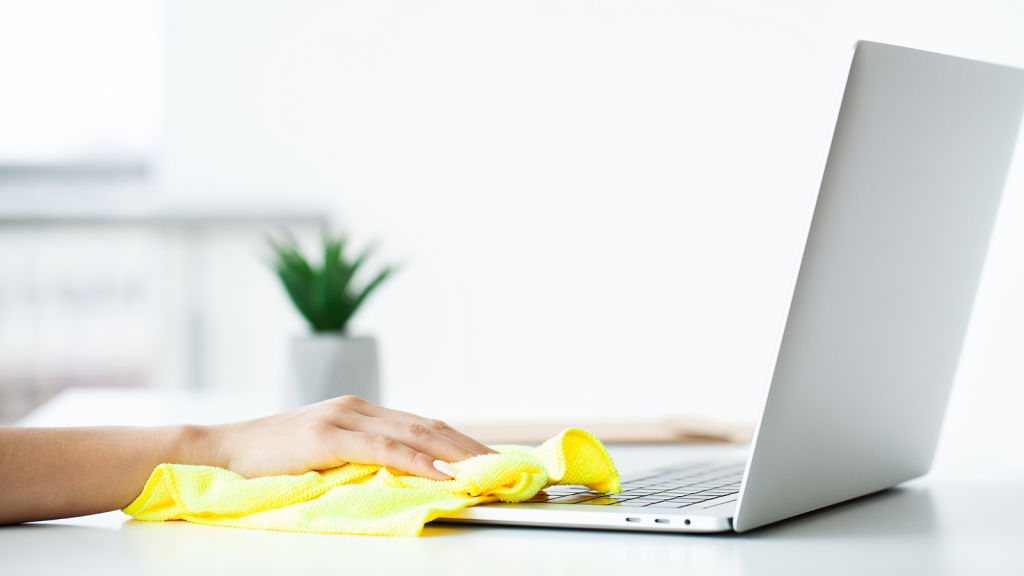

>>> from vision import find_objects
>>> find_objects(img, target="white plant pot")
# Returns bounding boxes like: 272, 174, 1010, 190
287, 334, 380, 408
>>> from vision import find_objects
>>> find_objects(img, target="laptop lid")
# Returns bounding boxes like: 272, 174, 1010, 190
733, 41, 1024, 533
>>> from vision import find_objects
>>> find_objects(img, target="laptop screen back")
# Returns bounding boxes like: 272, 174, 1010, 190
734, 41, 1024, 533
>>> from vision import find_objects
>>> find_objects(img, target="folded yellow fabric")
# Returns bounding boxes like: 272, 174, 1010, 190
123, 428, 620, 536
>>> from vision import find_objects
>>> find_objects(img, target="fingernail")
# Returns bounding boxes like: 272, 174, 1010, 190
433, 460, 457, 478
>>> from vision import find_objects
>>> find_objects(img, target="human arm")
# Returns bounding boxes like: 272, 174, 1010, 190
0, 396, 496, 525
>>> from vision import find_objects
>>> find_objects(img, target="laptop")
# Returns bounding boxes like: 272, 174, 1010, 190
441, 41, 1024, 533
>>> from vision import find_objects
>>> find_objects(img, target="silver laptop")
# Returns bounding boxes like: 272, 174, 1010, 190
441, 41, 1024, 533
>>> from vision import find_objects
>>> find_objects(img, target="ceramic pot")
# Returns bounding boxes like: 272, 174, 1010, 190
287, 334, 380, 407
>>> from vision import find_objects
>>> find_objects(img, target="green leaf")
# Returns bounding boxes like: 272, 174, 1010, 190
266, 231, 394, 333
351, 266, 393, 317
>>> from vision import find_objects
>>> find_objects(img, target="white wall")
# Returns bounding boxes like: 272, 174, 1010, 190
154, 1, 1024, 465
0, 0, 163, 164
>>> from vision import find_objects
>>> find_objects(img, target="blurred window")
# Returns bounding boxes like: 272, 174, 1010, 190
0, 1, 164, 422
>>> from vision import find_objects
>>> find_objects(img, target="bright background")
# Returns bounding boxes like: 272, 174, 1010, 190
2, 1, 1022, 468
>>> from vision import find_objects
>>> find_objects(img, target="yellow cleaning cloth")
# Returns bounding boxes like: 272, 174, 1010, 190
124, 428, 620, 536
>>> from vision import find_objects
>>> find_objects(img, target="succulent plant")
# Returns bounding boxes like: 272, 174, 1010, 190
268, 233, 393, 333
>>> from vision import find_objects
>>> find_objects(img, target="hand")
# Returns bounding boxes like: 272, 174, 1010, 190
195, 396, 498, 480
0, 396, 495, 524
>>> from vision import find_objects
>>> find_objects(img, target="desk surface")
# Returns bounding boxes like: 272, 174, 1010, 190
4, 388, 1024, 576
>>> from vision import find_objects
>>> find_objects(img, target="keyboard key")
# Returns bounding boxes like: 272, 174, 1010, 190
699, 498, 738, 508
577, 498, 628, 506
545, 494, 604, 504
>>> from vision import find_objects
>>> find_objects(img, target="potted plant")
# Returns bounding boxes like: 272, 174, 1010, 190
269, 233, 393, 407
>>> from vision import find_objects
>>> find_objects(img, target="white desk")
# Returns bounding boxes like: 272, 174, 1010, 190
4, 389, 1024, 576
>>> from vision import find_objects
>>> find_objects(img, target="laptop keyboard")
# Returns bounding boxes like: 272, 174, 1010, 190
522, 461, 744, 508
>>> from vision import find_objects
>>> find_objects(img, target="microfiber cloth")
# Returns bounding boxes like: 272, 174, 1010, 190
123, 428, 620, 536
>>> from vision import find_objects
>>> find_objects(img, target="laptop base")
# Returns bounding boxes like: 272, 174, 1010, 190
439, 460, 742, 534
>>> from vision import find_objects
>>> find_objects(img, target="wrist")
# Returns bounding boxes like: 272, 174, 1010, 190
165, 424, 225, 469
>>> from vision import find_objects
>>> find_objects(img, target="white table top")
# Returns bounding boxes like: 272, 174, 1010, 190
4, 388, 1024, 576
